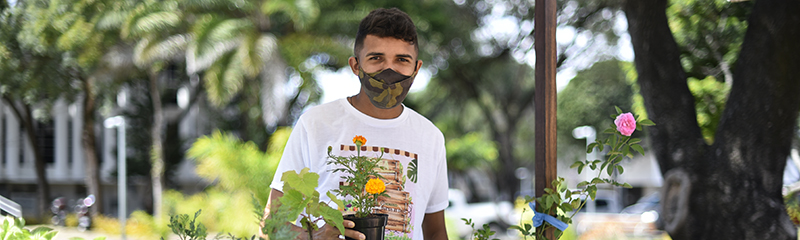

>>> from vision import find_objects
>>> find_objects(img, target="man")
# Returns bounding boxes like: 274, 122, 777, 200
261, 7, 449, 240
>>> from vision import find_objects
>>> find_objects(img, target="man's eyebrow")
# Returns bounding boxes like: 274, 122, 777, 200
365, 52, 385, 57
396, 54, 414, 59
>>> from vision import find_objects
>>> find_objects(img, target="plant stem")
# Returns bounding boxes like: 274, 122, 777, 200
305, 220, 314, 240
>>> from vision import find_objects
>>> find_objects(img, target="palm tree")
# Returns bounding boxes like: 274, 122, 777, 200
120, 0, 329, 217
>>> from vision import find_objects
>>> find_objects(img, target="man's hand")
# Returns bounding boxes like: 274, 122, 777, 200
308, 220, 365, 240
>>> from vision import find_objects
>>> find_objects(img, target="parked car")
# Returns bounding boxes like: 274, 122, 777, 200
621, 192, 663, 229
445, 189, 516, 238
574, 191, 664, 238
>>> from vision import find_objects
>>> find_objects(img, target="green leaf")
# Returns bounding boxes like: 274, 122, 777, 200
587, 143, 598, 153
591, 178, 605, 184
588, 185, 598, 200
622, 183, 633, 188
571, 199, 581, 209
622, 145, 630, 157
279, 189, 311, 217
281, 168, 319, 196
616, 165, 624, 174
600, 160, 609, 172
615, 106, 622, 114
570, 161, 583, 169
578, 164, 585, 174
629, 138, 641, 144
603, 128, 616, 134
607, 163, 615, 176
31, 227, 54, 235
510, 225, 526, 232
318, 204, 345, 235
577, 181, 590, 188
560, 202, 573, 212
326, 191, 343, 211
631, 144, 645, 156
639, 119, 655, 126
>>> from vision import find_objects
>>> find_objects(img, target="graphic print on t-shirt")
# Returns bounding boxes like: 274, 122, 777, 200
337, 144, 418, 239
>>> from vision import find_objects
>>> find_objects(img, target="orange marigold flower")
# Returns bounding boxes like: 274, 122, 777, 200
365, 178, 385, 194
353, 135, 367, 146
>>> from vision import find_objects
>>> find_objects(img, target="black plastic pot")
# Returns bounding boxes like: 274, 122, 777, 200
344, 213, 388, 240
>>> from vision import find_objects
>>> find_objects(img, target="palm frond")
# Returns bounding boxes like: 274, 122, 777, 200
133, 34, 189, 68
96, 10, 129, 31
187, 16, 255, 74
56, 17, 90, 51
131, 11, 181, 38
184, 0, 256, 13
261, 0, 318, 30
186, 37, 238, 74
191, 15, 251, 57
203, 51, 243, 107
236, 31, 262, 78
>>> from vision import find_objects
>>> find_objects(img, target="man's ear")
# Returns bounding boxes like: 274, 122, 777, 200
415, 60, 423, 73
348, 57, 359, 75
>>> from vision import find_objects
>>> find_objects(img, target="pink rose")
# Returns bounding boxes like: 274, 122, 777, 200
615, 112, 636, 136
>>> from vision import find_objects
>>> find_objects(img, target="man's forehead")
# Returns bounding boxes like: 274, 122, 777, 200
359, 35, 417, 57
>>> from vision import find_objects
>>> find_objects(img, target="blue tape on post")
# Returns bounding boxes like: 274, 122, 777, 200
529, 202, 568, 231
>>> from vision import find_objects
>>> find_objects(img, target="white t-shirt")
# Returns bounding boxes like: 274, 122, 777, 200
270, 98, 449, 240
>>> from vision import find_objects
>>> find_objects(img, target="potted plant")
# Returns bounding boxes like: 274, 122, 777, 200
327, 135, 391, 240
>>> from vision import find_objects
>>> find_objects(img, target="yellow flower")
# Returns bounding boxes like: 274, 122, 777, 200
365, 178, 385, 194
353, 135, 367, 146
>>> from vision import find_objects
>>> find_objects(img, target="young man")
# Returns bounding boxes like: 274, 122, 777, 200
262, 8, 449, 240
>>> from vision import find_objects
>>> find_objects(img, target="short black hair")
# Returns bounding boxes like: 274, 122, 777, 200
354, 8, 419, 58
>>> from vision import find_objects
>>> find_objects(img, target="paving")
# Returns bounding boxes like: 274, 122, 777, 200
34, 225, 177, 240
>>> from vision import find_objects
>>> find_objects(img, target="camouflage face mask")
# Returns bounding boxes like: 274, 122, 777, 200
357, 65, 418, 109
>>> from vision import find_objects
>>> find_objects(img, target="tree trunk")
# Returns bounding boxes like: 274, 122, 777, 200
81, 78, 104, 216
492, 126, 521, 201
625, 0, 800, 239
149, 70, 165, 218
22, 104, 50, 221
0, 96, 50, 220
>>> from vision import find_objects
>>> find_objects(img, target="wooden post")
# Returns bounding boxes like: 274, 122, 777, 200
535, 0, 557, 238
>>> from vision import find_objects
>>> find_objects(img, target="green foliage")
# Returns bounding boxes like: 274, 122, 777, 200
445, 132, 499, 172
262, 168, 345, 239
164, 210, 208, 240
667, 0, 751, 82
785, 193, 800, 225
687, 76, 730, 144
483, 110, 655, 240
460, 218, 499, 240
0, 216, 58, 240
90, 210, 165, 239
557, 60, 634, 159
159, 209, 258, 240
326, 139, 390, 218
188, 128, 290, 205
162, 189, 261, 239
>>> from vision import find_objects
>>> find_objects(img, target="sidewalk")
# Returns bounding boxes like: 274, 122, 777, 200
42, 226, 176, 240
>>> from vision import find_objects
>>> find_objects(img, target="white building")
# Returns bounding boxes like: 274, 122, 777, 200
0, 97, 205, 219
